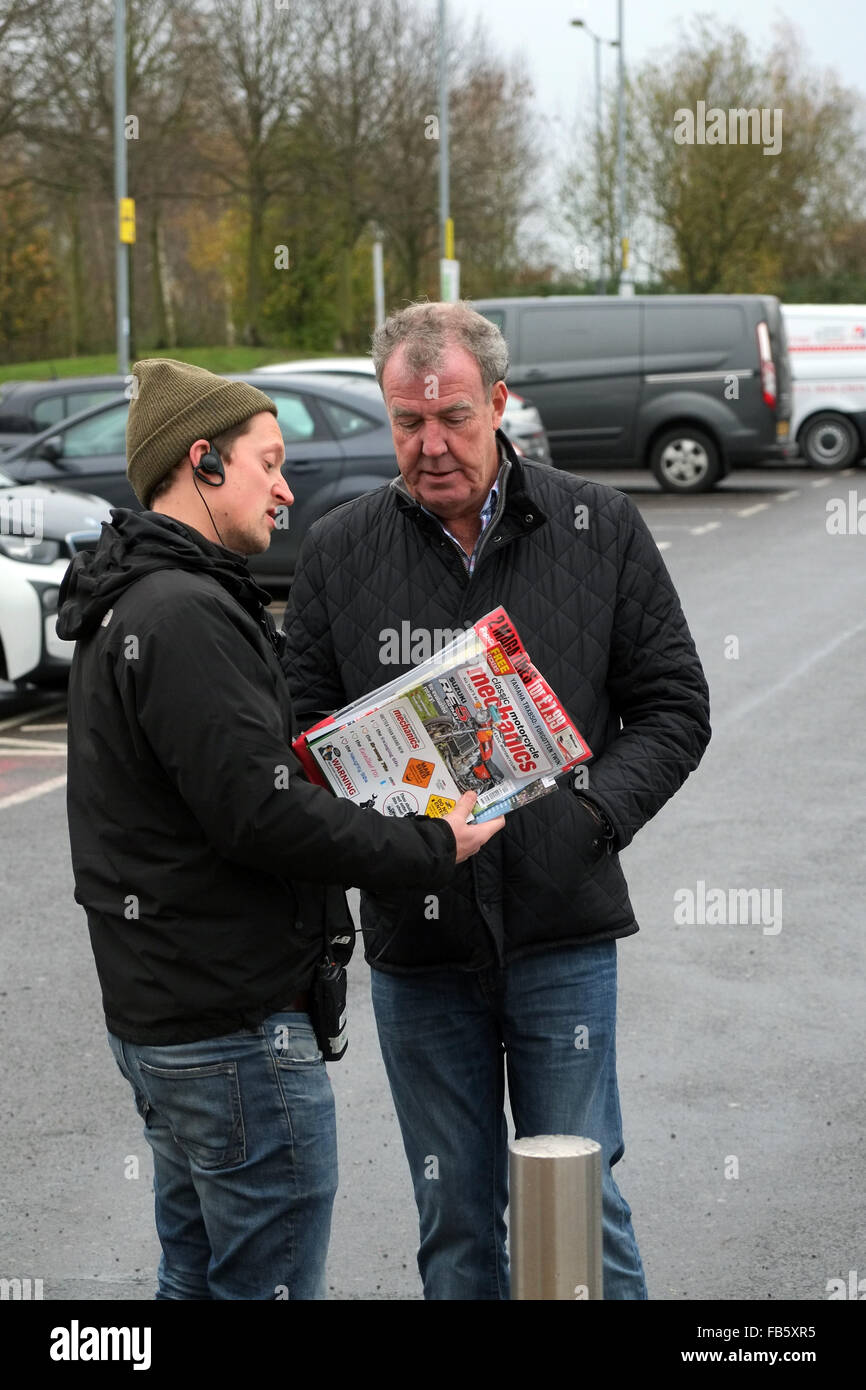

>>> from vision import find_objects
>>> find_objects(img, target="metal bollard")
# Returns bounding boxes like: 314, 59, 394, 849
509, 1135, 603, 1300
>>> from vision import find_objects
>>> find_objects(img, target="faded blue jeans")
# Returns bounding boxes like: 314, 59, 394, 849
371, 940, 647, 1300
108, 1012, 337, 1300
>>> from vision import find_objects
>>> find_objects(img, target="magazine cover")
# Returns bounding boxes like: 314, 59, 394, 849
292, 607, 591, 824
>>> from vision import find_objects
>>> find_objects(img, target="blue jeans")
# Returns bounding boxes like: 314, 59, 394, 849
107, 1012, 338, 1300
371, 941, 647, 1300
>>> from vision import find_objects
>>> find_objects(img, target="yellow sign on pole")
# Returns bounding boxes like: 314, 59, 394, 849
119, 197, 136, 244
445, 217, 455, 261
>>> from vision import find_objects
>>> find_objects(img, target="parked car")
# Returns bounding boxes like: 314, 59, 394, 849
254, 356, 553, 464
0, 374, 411, 585
471, 295, 793, 492
0, 465, 109, 686
781, 304, 866, 469
0, 376, 130, 453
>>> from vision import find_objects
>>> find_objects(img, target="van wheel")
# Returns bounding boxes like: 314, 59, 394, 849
649, 427, 722, 493
799, 413, 861, 470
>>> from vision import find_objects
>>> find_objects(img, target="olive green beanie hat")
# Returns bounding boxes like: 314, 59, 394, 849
126, 358, 278, 507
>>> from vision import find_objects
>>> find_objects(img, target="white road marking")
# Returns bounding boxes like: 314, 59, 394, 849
0, 774, 67, 811
0, 701, 66, 733
19, 723, 68, 733
736, 503, 770, 517
0, 737, 68, 752
715, 618, 866, 732
656, 540, 672, 550
776, 491, 800, 501
0, 747, 67, 757
690, 522, 721, 535
811, 478, 833, 488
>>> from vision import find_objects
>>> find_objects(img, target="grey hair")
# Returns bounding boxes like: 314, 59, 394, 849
371, 299, 509, 399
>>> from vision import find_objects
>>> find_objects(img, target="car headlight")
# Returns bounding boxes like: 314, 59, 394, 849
0, 536, 61, 563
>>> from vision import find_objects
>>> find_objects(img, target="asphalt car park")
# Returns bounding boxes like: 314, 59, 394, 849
3, 461, 863, 1299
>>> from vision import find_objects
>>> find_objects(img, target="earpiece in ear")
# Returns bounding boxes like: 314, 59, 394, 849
193, 444, 225, 486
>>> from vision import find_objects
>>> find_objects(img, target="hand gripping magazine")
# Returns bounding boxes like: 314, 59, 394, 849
292, 606, 592, 824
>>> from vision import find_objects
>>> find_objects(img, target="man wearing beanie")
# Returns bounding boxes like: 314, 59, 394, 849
57, 358, 501, 1301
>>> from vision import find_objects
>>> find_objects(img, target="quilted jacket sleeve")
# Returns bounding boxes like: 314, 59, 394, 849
282, 527, 346, 726
582, 493, 711, 849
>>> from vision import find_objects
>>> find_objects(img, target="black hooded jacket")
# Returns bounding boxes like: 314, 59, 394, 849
57, 509, 457, 1043
284, 433, 712, 973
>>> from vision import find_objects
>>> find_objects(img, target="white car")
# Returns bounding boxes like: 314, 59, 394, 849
0, 467, 109, 686
254, 357, 553, 465
782, 304, 866, 469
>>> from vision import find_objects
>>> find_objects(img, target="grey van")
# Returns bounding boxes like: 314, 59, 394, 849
472, 295, 793, 492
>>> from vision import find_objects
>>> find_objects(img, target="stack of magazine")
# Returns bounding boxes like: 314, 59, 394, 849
292, 606, 591, 824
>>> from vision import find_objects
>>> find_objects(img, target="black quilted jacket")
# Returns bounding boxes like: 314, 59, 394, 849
283, 431, 711, 973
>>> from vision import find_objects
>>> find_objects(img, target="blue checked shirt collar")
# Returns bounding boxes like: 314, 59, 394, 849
418, 444, 505, 576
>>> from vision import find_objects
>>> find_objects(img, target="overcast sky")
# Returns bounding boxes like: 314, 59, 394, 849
457, 0, 865, 131
443, 0, 866, 274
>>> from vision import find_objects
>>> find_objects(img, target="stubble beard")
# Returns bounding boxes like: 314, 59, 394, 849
218, 516, 271, 556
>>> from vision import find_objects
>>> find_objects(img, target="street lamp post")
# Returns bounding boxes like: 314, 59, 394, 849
371, 225, 385, 330
616, 0, 633, 296
114, 0, 131, 374
438, 0, 458, 301
570, 19, 618, 296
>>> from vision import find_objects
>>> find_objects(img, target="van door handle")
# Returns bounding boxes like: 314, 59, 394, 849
283, 459, 320, 473
523, 369, 545, 380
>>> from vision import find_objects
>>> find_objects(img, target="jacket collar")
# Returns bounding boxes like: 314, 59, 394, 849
390, 429, 548, 544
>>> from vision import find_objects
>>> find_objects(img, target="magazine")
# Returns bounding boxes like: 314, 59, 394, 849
291, 606, 591, 824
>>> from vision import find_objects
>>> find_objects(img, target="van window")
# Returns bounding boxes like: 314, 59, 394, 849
645, 304, 745, 354
520, 306, 639, 363
478, 309, 505, 332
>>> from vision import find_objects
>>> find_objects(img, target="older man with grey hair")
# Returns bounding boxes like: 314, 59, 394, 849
283, 299, 711, 1300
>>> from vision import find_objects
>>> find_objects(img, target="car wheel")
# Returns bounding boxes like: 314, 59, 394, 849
798, 413, 861, 470
649, 426, 722, 493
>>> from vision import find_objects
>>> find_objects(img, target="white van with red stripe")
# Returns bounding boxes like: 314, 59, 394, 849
782, 305, 866, 469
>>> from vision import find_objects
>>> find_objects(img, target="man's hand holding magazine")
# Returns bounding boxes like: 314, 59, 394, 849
443, 791, 505, 861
